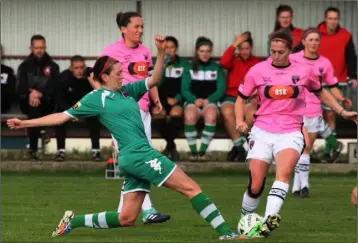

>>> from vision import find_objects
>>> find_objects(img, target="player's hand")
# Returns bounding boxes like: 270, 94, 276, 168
202, 99, 209, 107
341, 110, 358, 124
154, 35, 166, 53
195, 99, 204, 107
350, 79, 357, 89
7, 118, 25, 130
152, 98, 163, 114
167, 97, 177, 106
232, 32, 249, 48
29, 96, 41, 107
236, 120, 249, 133
341, 97, 352, 109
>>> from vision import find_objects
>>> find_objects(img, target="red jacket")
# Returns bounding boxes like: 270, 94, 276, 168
220, 45, 262, 97
291, 27, 304, 48
317, 22, 355, 82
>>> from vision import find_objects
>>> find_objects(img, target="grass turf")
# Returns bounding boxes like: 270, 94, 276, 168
1, 172, 356, 243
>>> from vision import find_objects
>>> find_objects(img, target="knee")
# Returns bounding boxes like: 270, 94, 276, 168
181, 180, 202, 199
184, 108, 198, 124
204, 109, 217, 124
119, 214, 136, 227
220, 106, 233, 122
170, 106, 183, 117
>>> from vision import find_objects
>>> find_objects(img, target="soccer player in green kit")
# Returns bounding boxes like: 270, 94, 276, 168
7, 35, 245, 241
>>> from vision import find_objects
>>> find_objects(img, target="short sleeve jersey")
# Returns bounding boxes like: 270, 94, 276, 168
290, 51, 338, 117
238, 60, 322, 133
65, 79, 151, 154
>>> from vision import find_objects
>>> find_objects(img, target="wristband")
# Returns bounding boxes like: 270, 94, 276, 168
339, 108, 345, 116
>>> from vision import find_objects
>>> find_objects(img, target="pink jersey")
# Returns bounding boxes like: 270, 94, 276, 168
290, 51, 337, 117
101, 38, 153, 111
238, 60, 322, 133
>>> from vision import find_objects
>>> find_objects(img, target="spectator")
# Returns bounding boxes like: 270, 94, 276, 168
17, 35, 59, 160
317, 7, 357, 162
54, 55, 101, 161
157, 36, 190, 161
1, 44, 17, 113
268, 5, 303, 54
181, 37, 226, 162
220, 32, 262, 162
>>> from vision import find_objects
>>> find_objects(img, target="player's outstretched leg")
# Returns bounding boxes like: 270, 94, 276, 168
117, 182, 170, 224
52, 191, 145, 237
162, 166, 245, 240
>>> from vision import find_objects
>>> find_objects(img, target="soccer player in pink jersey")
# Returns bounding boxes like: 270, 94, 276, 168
92, 12, 169, 224
290, 28, 352, 198
235, 30, 357, 238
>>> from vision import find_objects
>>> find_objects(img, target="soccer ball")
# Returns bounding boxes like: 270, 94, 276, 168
237, 213, 263, 236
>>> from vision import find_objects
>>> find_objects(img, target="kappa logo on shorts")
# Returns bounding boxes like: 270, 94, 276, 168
145, 158, 162, 174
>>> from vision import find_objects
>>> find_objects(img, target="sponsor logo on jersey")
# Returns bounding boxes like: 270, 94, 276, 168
128, 61, 148, 77
72, 102, 81, 109
264, 85, 299, 99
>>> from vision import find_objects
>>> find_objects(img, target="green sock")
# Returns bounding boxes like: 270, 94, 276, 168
190, 192, 233, 236
324, 133, 337, 153
233, 136, 246, 148
199, 124, 216, 153
70, 212, 120, 229
184, 124, 197, 153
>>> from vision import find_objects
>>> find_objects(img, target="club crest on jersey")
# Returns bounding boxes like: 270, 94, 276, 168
143, 54, 148, 61
249, 140, 255, 150
211, 72, 216, 78
175, 69, 182, 75
291, 75, 300, 84
122, 92, 129, 97
72, 102, 81, 110
319, 67, 324, 74
43, 66, 51, 77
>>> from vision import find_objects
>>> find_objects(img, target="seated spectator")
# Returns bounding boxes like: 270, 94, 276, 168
17, 35, 59, 160
268, 4, 303, 54
181, 37, 226, 162
55, 55, 101, 161
1, 44, 16, 113
157, 36, 190, 161
220, 32, 262, 162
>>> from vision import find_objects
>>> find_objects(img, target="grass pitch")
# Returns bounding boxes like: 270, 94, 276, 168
1, 171, 356, 243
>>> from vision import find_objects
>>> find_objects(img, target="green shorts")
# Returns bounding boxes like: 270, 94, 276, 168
322, 85, 345, 111
118, 147, 177, 194
219, 96, 252, 106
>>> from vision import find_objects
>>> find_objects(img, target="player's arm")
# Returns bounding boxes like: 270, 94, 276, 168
8, 113, 71, 129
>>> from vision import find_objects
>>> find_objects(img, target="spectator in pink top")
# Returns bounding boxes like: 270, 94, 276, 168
89, 11, 169, 225
290, 27, 352, 198
235, 30, 357, 238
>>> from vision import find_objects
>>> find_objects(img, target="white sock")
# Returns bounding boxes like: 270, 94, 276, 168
241, 191, 260, 218
141, 193, 153, 211
292, 164, 301, 193
264, 181, 289, 219
117, 184, 125, 213
299, 154, 310, 189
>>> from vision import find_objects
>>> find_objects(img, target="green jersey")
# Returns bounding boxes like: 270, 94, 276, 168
65, 79, 150, 154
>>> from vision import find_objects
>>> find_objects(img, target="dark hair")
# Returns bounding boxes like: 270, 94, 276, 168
324, 7, 340, 18
116, 11, 141, 29
30, 34, 46, 45
70, 55, 85, 64
301, 27, 321, 40
274, 5, 294, 32
269, 29, 293, 50
240, 31, 253, 47
192, 36, 213, 71
92, 56, 119, 84
165, 36, 179, 49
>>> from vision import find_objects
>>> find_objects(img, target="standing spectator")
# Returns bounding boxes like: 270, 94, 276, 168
17, 35, 59, 160
157, 36, 190, 161
54, 55, 101, 161
1, 44, 17, 113
317, 7, 357, 162
268, 5, 303, 54
182, 37, 226, 161
220, 32, 261, 162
